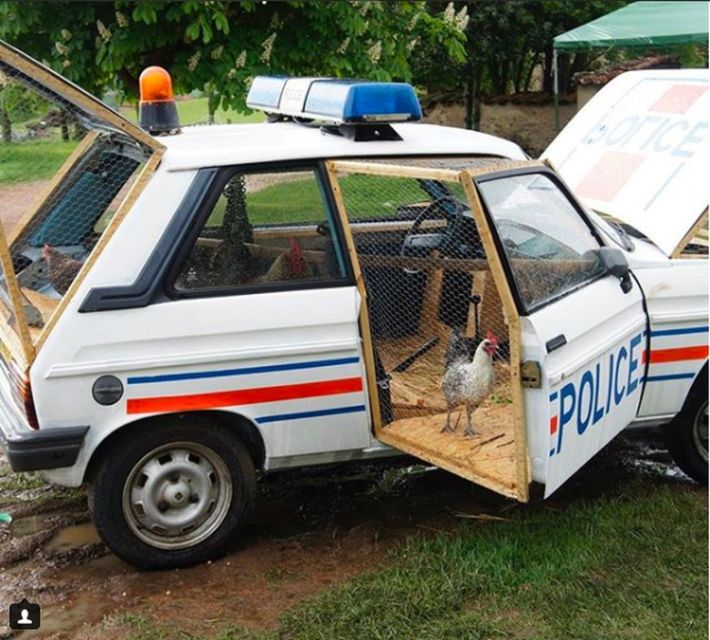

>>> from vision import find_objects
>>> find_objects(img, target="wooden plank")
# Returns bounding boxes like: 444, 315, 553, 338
419, 251, 447, 338
34, 149, 164, 352
20, 288, 59, 322
349, 218, 447, 234
672, 208, 708, 258
0, 225, 34, 364
6, 131, 100, 246
0, 42, 161, 151
325, 160, 383, 430
460, 171, 529, 502
195, 238, 327, 265
377, 408, 519, 500
467, 159, 544, 178
329, 160, 460, 183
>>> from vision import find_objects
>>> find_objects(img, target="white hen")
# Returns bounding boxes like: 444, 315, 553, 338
441, 331, 499, 437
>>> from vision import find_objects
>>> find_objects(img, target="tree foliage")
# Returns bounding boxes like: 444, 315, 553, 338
413, 0, 629, 98
0, 0, 466, 111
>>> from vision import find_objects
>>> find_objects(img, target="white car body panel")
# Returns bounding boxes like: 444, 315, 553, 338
158, 121, 528, 172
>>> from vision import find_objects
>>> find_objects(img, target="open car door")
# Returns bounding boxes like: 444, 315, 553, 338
471, 166, 648, 496
326, 158, 534, 501
0, 41, 163, 367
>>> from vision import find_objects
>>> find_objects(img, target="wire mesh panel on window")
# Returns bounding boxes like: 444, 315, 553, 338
334, 162, 512, 441
174, 170, 346, 292
478, 172, 606, 313
0, 63, 151, 345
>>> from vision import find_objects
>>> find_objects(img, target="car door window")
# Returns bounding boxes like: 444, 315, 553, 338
478, 172, 605, 312
173, 168, 348, 293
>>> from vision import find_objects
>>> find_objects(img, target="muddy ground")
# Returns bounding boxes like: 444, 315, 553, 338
0, 431, 704, 640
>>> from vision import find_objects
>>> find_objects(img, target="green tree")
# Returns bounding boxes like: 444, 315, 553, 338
0, 1, 466, 113
412, 0, 628, 127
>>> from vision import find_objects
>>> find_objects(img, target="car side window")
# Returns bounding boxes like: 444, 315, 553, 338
478, 172, 606, 312
173, 168, 348, 292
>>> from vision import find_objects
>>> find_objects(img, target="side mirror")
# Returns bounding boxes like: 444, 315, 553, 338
599, 247, 633, 293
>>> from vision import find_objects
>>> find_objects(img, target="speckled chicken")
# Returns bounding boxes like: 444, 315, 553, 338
441, 330, 499, 437
43, 244, 83, 295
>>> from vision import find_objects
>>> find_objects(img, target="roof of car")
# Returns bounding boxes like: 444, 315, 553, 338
158, 121, 527, 172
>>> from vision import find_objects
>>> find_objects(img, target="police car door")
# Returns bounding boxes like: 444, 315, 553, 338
475, 167, 647, 497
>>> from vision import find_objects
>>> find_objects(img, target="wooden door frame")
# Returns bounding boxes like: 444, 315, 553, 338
325, 159, 532, 501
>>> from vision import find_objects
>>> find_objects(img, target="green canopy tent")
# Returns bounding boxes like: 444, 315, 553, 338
552, 1, 709, 128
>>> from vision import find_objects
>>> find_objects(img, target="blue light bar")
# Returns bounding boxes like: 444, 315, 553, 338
246, 76, 422, 124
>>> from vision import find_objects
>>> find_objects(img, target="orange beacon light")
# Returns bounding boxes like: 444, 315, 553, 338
138, 66, 180, 134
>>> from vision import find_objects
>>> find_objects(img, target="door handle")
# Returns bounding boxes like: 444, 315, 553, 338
546, 334, 567, 353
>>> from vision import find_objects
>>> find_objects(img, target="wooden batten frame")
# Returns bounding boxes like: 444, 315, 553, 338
326, 159, 531, 501
672, 208, 708, 258
34, 149, 164, 352
0, 41, 162, 152
460, 170, 530, 502
0, 225, 34, 365
328, 160, 460, 183
325, 160, 383, 431
469, 159, 545, 178
7, 131, 100, 247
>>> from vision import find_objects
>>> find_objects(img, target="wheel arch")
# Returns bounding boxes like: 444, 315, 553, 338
685, 360, 708, 411
84, 410, 266, 483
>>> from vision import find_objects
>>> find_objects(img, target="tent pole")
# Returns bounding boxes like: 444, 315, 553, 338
553, 48, 560, 132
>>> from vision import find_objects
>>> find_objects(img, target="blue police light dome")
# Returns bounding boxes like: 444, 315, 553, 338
247, 76, 422, 124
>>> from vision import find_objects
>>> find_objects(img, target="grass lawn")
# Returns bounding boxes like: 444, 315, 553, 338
210, 174, 433, 227
0, 137, 78, 184
119, 96, 264, 126
0, 97, 262, 185
114, 480, 707, 640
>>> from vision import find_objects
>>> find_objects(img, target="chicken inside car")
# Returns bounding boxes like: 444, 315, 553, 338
0, 41, 707, 570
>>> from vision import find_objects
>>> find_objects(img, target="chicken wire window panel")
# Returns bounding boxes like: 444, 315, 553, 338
478, 173, 606, 313
9, 134, 147, 302
336, 170, 511, 436
174, 169, 347, 292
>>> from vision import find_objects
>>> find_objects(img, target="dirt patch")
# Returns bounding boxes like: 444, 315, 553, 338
0, 181, 49, 232
0, 458, 491, 639
0, 433, 702, 640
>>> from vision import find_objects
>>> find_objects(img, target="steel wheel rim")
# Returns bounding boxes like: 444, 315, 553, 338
122, 441, 233, 550
692, 400, 709, 464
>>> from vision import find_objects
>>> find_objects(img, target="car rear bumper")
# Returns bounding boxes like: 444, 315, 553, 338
1, 425, 89, 472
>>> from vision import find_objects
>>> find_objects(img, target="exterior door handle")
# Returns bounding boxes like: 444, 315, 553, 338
546, 334, 567, 353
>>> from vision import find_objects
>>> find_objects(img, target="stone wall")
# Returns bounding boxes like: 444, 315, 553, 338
424, 100, 577, 157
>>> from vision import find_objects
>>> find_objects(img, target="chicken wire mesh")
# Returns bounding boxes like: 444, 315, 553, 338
0, 61, 152, 348
333, 159, 514, 443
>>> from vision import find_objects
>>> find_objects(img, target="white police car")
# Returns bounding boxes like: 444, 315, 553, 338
0, 41, 706, 569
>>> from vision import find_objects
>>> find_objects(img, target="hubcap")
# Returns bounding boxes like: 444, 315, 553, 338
692, 400, 709, 463
122, 442, 232, 550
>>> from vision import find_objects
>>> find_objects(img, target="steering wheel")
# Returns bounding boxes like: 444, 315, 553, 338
400, 196, 465, 273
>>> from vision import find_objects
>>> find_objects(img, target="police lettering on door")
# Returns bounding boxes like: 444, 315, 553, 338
548, 331, 645, 457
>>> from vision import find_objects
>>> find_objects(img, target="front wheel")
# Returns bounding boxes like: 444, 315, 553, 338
89, 417, 255, 569
666, 391, 708, 486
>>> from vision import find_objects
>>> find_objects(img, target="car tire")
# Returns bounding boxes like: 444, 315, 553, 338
665, 386, 708, 486
89, 416, 255, 570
